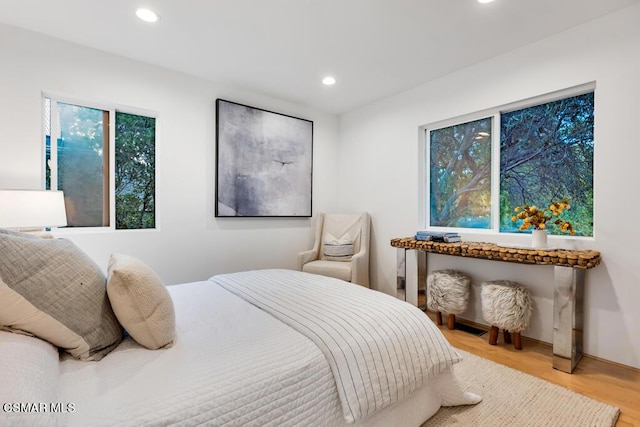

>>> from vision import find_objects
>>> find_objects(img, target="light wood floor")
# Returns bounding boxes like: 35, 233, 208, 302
424, 311, 640, 426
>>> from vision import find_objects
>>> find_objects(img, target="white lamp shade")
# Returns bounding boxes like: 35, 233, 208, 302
0, 190, 68, 228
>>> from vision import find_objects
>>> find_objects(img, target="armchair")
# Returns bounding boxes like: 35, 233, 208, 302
297, 212, 371, 287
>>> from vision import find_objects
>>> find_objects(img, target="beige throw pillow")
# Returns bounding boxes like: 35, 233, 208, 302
107, 254, 175, 350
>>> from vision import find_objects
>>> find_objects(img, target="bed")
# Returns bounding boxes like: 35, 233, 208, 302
1, 264, 480, 426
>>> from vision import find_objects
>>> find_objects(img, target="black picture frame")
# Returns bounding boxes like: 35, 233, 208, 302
215, 99, 313, 217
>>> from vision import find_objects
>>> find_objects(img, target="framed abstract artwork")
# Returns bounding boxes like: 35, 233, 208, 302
215, 99, 313, 217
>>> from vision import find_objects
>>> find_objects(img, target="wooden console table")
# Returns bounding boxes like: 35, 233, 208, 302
391, 237, 602, 374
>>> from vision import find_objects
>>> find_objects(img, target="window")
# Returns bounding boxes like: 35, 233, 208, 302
429, 117, 492, 229
424, 85, 594, 237
499, 92, 594, 236
45, 96, 156, 230
114, 112, 156, 229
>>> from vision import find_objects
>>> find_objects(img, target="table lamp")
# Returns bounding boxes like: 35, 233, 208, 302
0, 190, 68, 231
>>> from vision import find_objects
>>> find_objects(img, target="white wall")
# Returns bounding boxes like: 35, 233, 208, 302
0, 23, 340, 285
338, 5, 640, 368
3, 6, 639, 369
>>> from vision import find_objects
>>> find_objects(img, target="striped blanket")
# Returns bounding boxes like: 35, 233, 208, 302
211, 269, 462, 423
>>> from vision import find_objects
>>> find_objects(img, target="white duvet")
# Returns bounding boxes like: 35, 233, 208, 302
57, 279, 344, 426
1, 269, 479, 427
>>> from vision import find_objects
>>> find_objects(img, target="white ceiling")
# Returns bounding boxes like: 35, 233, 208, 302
1, 0, 639, 114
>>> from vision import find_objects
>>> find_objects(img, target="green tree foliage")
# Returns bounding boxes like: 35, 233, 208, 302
430, 117, 492, 228
115, 112, 156, 229
499, 92, 594, 236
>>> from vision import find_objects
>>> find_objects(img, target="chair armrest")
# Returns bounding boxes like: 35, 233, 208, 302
299, 212, 324, 271
350, 250, 370, 287
297, 249, 319, 271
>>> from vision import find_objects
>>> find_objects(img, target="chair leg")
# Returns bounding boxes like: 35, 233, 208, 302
503, 330, 512, 344
514, 332, 523, 350
435, 312, 443, 326
489, 326, 499, 345
447, 314, 456, 330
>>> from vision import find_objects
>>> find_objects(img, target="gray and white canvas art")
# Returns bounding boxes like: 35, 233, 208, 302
216, 99, 313, 217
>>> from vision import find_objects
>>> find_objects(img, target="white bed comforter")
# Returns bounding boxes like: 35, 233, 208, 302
57, 279, 344, 426
44, 269, 479, 426
213, 269, 466, 423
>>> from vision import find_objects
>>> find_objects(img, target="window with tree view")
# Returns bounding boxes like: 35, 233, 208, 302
499, 92, 593, 236
429, 117, 492, 229
45, 97, 156, 229
425, 87, 594, 237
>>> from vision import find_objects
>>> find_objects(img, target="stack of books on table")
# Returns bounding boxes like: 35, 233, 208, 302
414, 231, 461, 243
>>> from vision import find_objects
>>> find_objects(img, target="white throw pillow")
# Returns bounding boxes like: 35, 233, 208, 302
0, 330, 59, 426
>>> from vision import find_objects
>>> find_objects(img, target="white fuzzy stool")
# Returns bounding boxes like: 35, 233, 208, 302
481, 280, 532, 350
427, 270, 471, 330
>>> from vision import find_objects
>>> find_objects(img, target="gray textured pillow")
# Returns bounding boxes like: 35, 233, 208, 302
107, 254, 175, 350
323, 232, 354, 262
0, 229, 123, 360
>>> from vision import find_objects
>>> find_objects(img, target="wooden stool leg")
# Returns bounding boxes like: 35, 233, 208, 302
503, 330, 512, 344
514, 332, 523, 350
489, 326, 499, 345
436, 312, 443, 326
447, 314, 456, 330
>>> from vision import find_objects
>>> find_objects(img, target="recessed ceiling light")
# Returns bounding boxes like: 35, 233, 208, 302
322, 76, 336, 86
478, 0, 495, 3
136, 8, 160, 23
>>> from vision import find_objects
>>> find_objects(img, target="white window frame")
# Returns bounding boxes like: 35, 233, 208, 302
42, 92, 159, 233
419, 82, 596, 238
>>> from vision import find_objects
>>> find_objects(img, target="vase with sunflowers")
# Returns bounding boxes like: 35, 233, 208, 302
511, 199, 575, 248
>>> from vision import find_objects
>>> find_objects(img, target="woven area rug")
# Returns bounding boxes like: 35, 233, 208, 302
423, 350, 620, 426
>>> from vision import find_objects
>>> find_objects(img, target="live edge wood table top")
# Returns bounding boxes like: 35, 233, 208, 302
390, 237, 601, 269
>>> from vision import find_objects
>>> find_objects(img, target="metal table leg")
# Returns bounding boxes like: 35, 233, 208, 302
553, 266, 585, 373
418, 251, 427, 310
397, 248, 406, 301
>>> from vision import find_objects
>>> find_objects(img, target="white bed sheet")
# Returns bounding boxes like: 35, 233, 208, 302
54, 278, 463, 426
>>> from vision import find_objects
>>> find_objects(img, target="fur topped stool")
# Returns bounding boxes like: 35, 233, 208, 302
427, 270, 471, 330
481, 280, 532, 350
